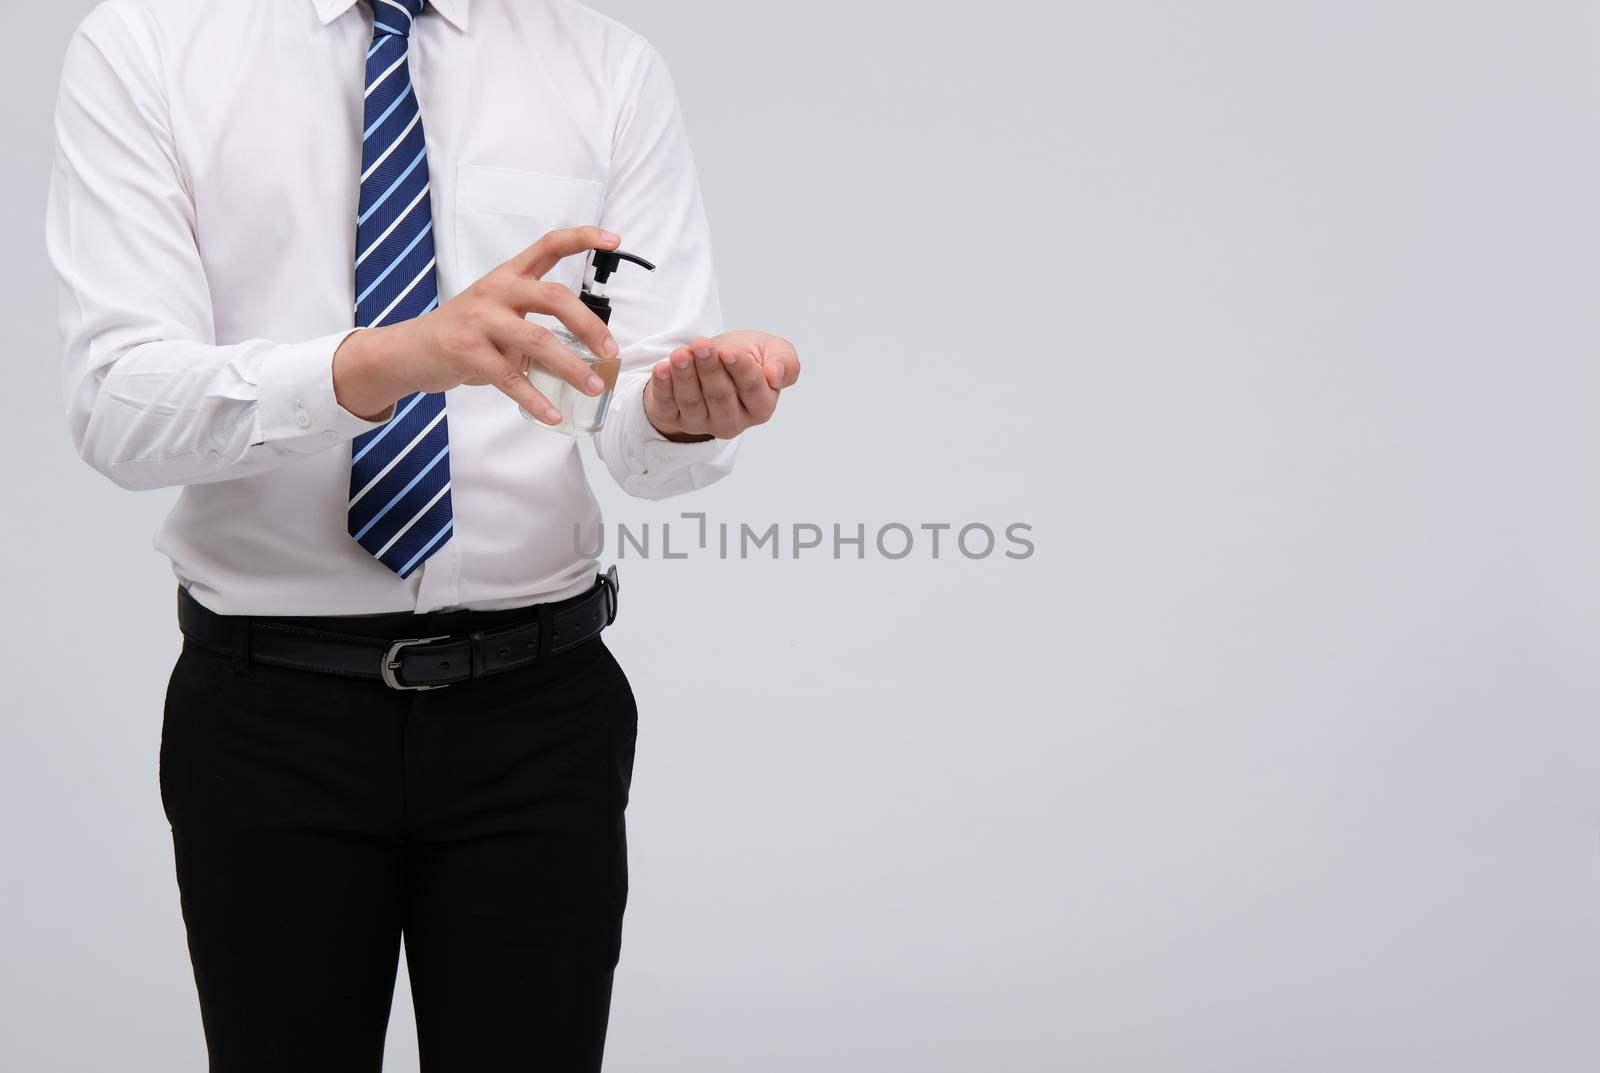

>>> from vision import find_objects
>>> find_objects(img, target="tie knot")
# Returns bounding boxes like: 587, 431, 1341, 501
371, 0, 425, 38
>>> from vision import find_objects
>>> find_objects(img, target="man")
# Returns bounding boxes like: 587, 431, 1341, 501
46, 0, 799, 1068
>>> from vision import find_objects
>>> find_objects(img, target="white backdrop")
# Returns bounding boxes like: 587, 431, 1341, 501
3, 2, 1599, 1070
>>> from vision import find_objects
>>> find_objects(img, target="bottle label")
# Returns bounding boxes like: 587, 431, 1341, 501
591, 358, 621, 391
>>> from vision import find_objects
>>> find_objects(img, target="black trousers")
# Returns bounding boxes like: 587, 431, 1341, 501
159, 598, 638, 1072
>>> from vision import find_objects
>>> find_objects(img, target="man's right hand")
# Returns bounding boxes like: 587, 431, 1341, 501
333, 226, 623, 425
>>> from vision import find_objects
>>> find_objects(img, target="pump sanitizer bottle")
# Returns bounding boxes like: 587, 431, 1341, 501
521, 247, 656, 437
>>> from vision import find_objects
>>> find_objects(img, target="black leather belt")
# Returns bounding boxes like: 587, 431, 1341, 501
177, 567, 619, 691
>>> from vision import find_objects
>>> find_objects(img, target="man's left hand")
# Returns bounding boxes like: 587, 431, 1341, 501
644, 330, 801, 442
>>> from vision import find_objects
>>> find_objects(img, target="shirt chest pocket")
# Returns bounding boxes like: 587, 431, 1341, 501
453, 165, 605, 296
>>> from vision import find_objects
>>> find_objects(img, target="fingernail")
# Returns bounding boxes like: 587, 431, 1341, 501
545, 407, 562, 423
696, 349, 713, 362
585, 374, 605, 395
602, 337, 620, 358
719, 351, 737, 366
772, 360, 785, 382
654, 365, 670, 380
672, 354, 691, 369
599, 230, 620, 244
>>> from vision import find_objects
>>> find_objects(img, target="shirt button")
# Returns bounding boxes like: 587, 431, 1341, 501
322, 430, 339, 442
295, 410, 311, 429
206, 449, 221, 464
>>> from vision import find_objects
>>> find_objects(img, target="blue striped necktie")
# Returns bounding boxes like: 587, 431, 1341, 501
346, 0, 453, 578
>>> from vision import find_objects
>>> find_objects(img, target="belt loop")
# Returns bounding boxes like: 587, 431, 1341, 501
231, 617, 254, 676
603, 565, 620, 625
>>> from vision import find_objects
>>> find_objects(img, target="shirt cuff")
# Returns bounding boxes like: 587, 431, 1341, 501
608, 375, 739, 496
255, 328, 393, 453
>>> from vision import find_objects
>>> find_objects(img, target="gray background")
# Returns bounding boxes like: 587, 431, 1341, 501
3, 1, 1598, 1070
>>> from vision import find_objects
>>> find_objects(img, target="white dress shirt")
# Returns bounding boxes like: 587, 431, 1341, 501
48, 0, 738, 615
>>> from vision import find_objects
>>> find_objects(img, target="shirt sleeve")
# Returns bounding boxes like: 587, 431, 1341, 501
47, 7, 388, 494
591, 38, 740, 501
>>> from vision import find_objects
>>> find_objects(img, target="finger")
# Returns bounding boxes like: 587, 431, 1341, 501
722, 351, 778, 423
669, 346, 707, 422
687, 336, 714, 360
482, 311, 604, 397
649, 360, 676, 399
763, 359, 786, 390
770, 344, 801, 388
486, 352, 563, 425
500, 226, 621, 280
697, 348, 744, 436
505, 279, 619, 362
720, 349, 767, 394
644, 361, 677, 425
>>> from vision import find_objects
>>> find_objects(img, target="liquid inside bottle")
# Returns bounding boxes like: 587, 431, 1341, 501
520, 329, 621, 437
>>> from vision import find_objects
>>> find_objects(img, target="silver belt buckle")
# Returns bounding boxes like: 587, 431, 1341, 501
381, 635, 451, 691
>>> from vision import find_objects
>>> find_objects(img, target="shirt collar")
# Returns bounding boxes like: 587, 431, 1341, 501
312, 0, 469, 33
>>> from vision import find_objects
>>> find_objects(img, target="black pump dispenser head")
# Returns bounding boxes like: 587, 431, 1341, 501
581, 248, 655, 325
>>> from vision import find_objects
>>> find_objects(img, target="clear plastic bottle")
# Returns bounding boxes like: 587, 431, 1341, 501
521, 333, 620, 436
520, 248, 655, 438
